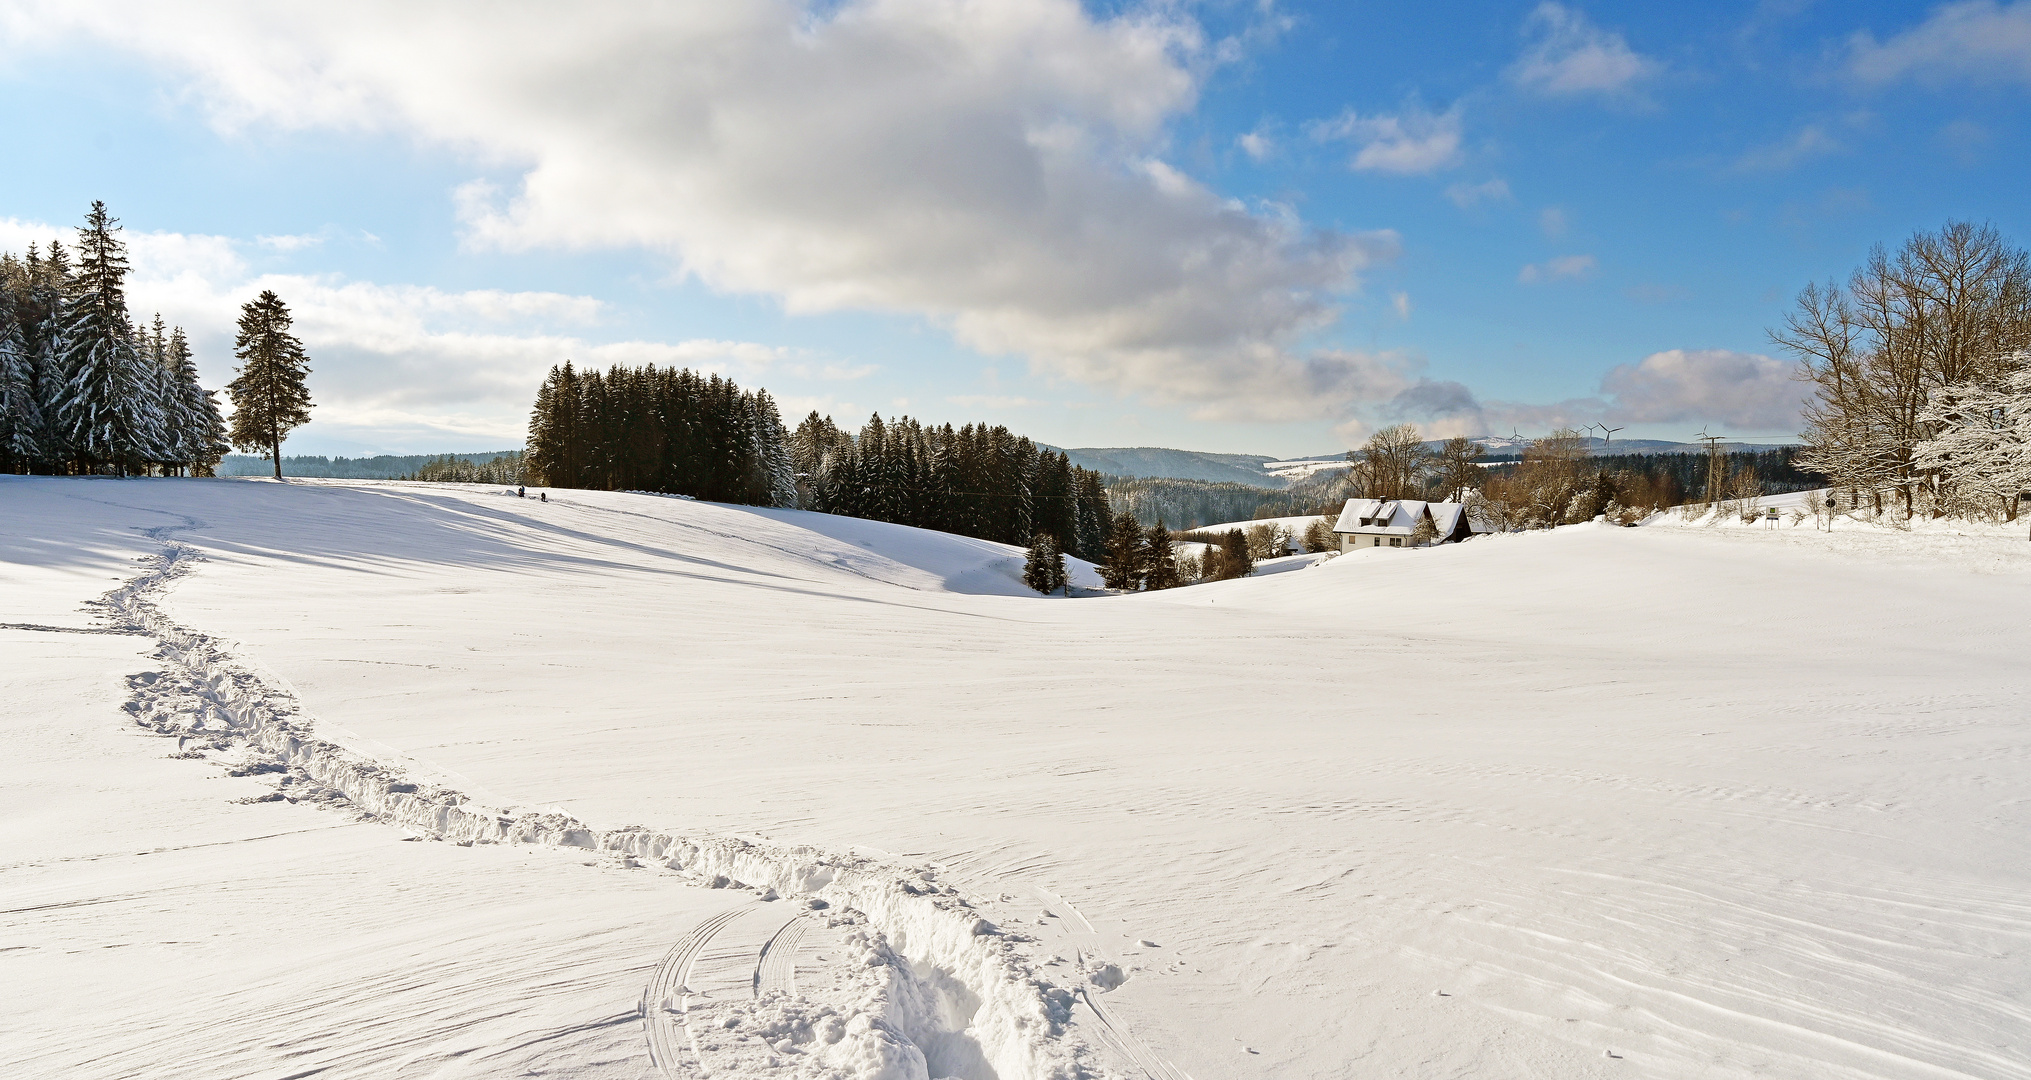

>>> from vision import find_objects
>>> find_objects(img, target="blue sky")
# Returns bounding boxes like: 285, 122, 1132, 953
2, 1, 2026, 456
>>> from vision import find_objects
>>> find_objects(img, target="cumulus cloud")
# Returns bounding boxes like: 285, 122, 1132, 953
1508, 3, 1658, 98
0, 0, 1398, 423
1443, 178, 1512, 208
1598, 349, 1802, 430
1518, 254, 1596, 283
1364, 348, 1804, 439
1310, 102, 1465, 175
1847, 1, 2031, 85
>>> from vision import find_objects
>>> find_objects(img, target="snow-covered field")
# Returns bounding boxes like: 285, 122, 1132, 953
1261, 459, 1346, 482
5, 476, 2029, 1080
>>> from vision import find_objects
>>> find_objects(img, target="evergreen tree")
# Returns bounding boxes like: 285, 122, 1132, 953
752, 389, 797, 508
1210, 529, 1254, 580
226, 290, 314, 478
167, 326, 228, 474
1100, 509, 1146, 591
0, 300, 39, 472
24, 243, 72, 468
1142, 520, 1179, 590
1022, 533, 1067, 595
57, 202, 153, 474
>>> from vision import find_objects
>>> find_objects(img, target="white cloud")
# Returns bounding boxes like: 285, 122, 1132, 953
1508, 3, 1658, 98
1598, 349, 1801, 430
1310, 103, 1464, 175
0, 1, 1400, 423
1371, 348, 1803, 438
1236, 128, 1274, 161
1539, 206, 1569, 238
1444, 178, 1512, 208
1731, 125, 1841, 173
1518, 254, 1596, 283
1847, 1, 2031, 86
1390, 291, 1412, 320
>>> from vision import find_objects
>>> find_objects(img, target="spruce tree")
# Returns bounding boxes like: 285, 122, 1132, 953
166, 326, 227, 474
226, 290, 314, 479
1022, 533, 1067, 595
57, 202, 153, 475
752, 389, 797, 507
1100, 510, 1146, 591
1143, 520, 1179, 590
25, 243, 72, 468
0, 303, 39, 472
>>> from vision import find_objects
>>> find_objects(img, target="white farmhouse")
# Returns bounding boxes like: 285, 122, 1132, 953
1332, 498, 1476, 551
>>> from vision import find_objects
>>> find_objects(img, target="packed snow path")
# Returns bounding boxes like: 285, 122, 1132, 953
4, 476, 2031, 1079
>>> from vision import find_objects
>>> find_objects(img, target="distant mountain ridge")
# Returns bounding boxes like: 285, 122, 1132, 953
1059, 436, 1804, 487
1049, 446, 1287, 488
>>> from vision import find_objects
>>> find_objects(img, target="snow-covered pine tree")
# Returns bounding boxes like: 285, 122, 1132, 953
1022, 533, 1067, 595
0, 295, 41, 472
226, 290, 314, 478
57, 202, 155, 475
750, 388, 797, 508
134, 314, 178, 468
166, 325, 227, 474
24, 243, 72, 469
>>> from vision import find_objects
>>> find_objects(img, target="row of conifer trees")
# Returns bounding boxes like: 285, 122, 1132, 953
0, 203, 229, 475
521, 362, 1115, 561
787, 413, 1113, 561
524, 361, 797, 507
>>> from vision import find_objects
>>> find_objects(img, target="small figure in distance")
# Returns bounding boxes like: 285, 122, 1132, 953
517, 484, 526, 498
539, 492, 547, 502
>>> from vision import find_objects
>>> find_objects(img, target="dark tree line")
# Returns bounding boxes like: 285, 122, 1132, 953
0, 202, 229, 475
1481, 446, 1820, 517
524, 361, 796, 506
790, 412, 1113, 561
523, 366, 1111, 558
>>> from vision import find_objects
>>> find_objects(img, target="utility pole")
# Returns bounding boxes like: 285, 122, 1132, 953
1695, 429, 1728, 506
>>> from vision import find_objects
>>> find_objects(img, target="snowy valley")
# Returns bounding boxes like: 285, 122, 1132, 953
4, 476, 2028, 1080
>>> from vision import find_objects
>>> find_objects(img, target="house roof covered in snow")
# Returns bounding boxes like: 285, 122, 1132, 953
1333, 498, 1478, 537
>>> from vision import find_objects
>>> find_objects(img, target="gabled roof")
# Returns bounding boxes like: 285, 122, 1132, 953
1429, 502, 1466, 536
1332, 497, 1471, 537
1332, 499, 1385, 532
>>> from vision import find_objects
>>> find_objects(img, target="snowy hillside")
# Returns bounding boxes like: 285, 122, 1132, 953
6, 475, 2030, 1080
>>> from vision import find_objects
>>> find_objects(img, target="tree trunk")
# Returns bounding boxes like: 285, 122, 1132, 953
271, 438, 282, 480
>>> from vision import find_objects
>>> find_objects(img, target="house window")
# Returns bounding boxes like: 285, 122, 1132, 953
1390, 537, 1402, 547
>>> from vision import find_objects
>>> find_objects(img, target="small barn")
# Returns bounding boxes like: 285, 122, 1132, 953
1332, 498, 1475, 551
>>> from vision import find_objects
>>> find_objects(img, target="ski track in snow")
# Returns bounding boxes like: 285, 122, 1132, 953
83, 501, 1128, 1080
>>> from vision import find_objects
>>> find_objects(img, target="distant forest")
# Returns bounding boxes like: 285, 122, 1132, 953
1106, 476, 1317, 529
1480, 446, 1823, 503
217, 451, 520, 479
522, 361, 1115, 562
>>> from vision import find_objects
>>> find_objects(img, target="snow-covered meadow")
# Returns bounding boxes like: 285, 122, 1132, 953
4, 476, 2028, 1080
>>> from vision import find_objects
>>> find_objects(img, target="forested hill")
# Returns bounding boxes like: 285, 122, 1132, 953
1049, 446, 1285, 487
217, 451, 521, 479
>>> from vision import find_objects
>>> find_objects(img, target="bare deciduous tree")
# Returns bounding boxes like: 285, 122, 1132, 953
1775, 221, 2031, 519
